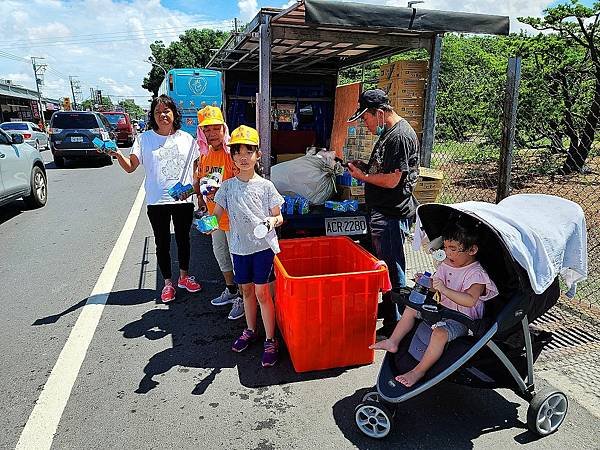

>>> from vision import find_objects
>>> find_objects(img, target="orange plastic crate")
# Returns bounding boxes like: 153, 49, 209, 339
274, 237, 389, 373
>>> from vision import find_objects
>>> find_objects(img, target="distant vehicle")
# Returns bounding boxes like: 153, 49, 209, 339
0, 128, 47, 208
131, 119, 141, 133
48, 111, 115, 167
102, 111, 136, 147
158, 68, 223, 135
0, 121, 49, 151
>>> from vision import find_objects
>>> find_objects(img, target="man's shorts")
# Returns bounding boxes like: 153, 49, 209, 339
231, 248, 276, 285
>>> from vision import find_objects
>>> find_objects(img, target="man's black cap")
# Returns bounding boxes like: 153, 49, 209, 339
347, 89, 390, 122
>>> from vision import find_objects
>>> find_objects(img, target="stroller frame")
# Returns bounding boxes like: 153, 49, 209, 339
355, 202, 571, 439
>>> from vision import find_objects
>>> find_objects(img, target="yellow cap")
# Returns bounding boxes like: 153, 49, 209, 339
197, 106, 225, 127
229, 125, 260, 146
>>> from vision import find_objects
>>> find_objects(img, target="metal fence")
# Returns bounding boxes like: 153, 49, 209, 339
427, 57, 599, 311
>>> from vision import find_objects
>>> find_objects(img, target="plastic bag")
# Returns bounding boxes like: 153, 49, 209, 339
271, 149, 343, 205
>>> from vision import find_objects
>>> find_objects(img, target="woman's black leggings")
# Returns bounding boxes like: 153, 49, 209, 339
147, 203, 194, 280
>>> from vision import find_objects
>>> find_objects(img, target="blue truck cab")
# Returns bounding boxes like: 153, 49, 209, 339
158, 68, 223, 135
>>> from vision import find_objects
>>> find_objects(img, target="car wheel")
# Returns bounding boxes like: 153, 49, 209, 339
23, 166, 47, 208
53, 154, 65, 168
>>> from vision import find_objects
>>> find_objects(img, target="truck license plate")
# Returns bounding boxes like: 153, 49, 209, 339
324, 216, 368, 236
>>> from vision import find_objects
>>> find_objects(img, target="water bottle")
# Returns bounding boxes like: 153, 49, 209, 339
409, 271, 433, 305
253, 221, 280, 254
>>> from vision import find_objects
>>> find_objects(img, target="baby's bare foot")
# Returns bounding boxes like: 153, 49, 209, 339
369, 339, 398, 353
395, 369, 425, 387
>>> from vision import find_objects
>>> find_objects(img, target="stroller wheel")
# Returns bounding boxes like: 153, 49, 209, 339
527, 388, 568, 436
355, 401, 393, 439
362, 391, 380, 403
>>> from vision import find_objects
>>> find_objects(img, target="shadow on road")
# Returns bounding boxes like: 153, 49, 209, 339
0, 200, 27, 225
120, 231, 351, 396
333, 383, 527, 448
32, 288, 158, 326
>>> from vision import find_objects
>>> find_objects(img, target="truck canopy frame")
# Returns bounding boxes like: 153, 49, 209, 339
208, 0, 509, 175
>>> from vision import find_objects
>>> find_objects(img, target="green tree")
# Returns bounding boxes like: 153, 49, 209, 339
81, 96, 113, 111
142, 28, 230, 96
118, 99, 145, 119
519, 0, 600, 174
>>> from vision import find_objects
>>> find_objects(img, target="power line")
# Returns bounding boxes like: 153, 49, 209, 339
0, 22, 230, 47
0, 23, 234, 50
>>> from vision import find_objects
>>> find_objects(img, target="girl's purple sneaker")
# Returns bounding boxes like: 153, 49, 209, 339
261, 339, 279, 367
232, 329, 257, 352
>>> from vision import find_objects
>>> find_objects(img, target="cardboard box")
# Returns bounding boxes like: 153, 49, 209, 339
276, 153, 305, 163
339, 185, 365, 203
414, 167, 444, 204
379, 61, 428, 80
395, 104, 424, 118
378, 78, 427, 99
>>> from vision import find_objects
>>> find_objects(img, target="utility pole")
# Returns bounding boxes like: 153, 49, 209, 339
90, 87, 95, 111
69, 76, 81, 110
31, 57, 47, 128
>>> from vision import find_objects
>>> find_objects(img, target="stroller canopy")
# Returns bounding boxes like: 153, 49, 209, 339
414, 194, 588, 297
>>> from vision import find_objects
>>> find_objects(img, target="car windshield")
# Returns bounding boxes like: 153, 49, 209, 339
104, 114, 126, 124
1, 122, 28, 130
51, 114, 98, 129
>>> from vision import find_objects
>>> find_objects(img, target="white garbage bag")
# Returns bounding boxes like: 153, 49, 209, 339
271, 149, 343, 205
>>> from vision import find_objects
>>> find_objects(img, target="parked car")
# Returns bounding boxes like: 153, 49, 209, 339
0, 128, 47, 208
0, 121, 49, 151
48, 111, 115, 167
102, 111, 136, 147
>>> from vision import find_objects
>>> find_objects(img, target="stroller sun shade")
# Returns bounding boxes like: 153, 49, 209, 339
413, 194, 588, 298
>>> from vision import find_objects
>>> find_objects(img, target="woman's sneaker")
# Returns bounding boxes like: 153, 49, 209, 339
227, 297, 245, 320
232, 329, 257, 353
211, 288, 239, 306
161, 284, 176, 303
261, 339, 279, 367
177, 275, 202, 293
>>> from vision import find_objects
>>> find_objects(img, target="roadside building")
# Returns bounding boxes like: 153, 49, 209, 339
0, 79, 62, 125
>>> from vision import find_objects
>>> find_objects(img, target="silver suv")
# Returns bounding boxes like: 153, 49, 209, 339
0, 128, 47, 208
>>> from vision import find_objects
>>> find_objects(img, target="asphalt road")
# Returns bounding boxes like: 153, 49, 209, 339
1, 148, 598, 449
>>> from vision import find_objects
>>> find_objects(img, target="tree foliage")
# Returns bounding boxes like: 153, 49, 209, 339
519, 0, 600, 173
117, 99, 145, 119
142, 28, 230, 96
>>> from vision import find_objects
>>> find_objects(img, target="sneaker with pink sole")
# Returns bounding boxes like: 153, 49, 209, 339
161, 284, 176, 303
177, 275, 202, 293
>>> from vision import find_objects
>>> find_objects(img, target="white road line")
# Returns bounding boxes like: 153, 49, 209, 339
16, 182, 146, 450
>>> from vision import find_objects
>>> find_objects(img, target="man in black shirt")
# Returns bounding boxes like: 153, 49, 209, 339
348, 89, 419, 336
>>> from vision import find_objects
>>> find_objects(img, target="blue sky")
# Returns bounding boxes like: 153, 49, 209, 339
0, 0, 597, 106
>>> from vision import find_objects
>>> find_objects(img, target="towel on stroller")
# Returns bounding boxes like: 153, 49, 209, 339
413, 194, 587, 297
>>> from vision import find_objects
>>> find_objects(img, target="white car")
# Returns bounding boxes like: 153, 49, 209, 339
0, 121, 49, 151
0, 128, 47, 208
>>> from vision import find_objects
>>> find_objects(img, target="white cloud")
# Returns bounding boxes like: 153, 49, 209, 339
238, 0, 259, 21
0, 0, 232, 106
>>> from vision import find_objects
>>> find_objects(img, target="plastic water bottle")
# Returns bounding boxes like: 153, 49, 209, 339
253, 221, 280, 254
409, 271, 433, 304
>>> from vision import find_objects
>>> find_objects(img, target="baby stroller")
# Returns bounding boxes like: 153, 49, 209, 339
355, 194, 588, 439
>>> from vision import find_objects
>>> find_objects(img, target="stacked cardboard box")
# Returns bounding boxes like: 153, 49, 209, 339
377, 60, 428, 136
342, 60, 428, 162
414, 166, 444, 204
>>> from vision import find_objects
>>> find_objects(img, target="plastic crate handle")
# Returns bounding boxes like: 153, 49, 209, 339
374, 260, 392, 292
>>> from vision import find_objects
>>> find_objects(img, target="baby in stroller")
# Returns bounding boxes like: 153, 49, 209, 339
371, 216, 498, 386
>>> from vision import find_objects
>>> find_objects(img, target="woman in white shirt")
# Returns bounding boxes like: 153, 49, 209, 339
108, 95, 201, 302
